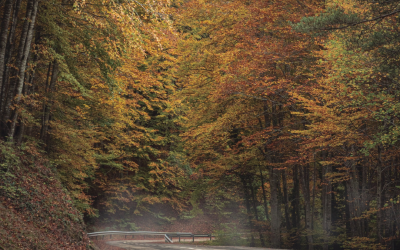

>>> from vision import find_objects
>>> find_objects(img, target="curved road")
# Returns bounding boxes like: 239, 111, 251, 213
107, 240, 285, 250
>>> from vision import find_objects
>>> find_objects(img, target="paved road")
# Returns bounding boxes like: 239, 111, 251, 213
107, 240, 286, 250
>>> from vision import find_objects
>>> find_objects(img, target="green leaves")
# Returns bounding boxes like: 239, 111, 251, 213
293, 6, 361, 33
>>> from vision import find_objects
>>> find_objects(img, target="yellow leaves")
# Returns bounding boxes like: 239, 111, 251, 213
142, 196, 160, 204
175, 0, 322, 178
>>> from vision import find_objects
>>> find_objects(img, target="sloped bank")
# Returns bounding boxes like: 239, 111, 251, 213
0, 141, 92, 249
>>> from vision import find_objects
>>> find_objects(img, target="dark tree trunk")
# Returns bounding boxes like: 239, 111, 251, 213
240, 174, 255, 247
0, 0, 14, 94
249, 177, 266, 247
311, 160, 316, 231
15, 71, 28, 144
322, 163, 332, 250
0, 0, 21, 113
261, 101, 280, 248
290, 165, 301, 246
344, 146, 366, 238
16, 62, 34, 145
300, 165, 314, 250
282, 169, 292, 232
259, 167, 270, 221
40, 60, 59, 142
0, 0, 14, 135
269, 164, 281, 248
377, 145, 383, 242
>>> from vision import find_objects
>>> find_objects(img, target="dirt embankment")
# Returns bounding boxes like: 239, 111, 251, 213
0, 142, 92, 249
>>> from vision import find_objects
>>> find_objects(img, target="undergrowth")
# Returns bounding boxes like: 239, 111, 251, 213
0, 141, 93, 249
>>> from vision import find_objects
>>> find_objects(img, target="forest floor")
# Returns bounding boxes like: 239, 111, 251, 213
0, 142, 91, 249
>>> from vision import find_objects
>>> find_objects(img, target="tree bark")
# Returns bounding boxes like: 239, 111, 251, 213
0, 0, 21, 113
261, 101, 280, 248
282, 169, 292, 232
269, 164, 281, 248
344, 146, 365, 238
15, 71, 28, 144
240, 174, 255, 247
0, 0, 14, 135
2, 0, 33, 134
9, 0, 39, 140
259, 167, 270, 222
249, 177, 266, 247
377, 145, 383, 242
311, 159, 316, 231
40, 60, 59, 142
291, 165, 301, 246
300, 165, 314, 250
322, 163, 332, 250
0, 0, 14, 103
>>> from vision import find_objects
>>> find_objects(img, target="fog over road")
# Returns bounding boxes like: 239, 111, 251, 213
106, 240, 286, 250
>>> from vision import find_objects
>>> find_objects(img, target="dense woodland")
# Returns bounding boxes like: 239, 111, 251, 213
1, 0, 400, 249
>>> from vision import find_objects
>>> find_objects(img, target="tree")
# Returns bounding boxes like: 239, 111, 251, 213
175, 0, 320, 248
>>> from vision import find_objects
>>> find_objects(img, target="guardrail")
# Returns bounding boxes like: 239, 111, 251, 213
87, 231, 214, 243
166, 233, 213, 242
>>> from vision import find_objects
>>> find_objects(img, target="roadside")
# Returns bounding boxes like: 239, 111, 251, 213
106, 240, 289, 250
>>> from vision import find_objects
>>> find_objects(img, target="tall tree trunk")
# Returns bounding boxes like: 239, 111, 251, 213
17, 44, 36, 144
259, 167, 270, 221
15, 71, 28, 144
40, 61, 52, 138
261, 101, 280, 248
9, 0, 39, 140
322, 163, 332, 250
311, 158, 316, 231
240, 174, 255, 247
0, 0, 14, 100
16, 59, 34, 145
269, 164, 281, 248
0, 0, 21, 114
360, 159, 368, 237
257, 113, 269, 223
291, 165, 301, 246
0, 0, 14, 135
40, 60, 59, 142
377, 145, 383, 242
249, 178, 266, 247
345, 146, 365, 238
282, 169, 292, 232
2, 0, 33, 134
300, 165, 314, 250
22, 64, 35, 140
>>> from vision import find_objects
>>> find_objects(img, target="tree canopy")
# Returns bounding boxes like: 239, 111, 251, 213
2, 0, 400, 249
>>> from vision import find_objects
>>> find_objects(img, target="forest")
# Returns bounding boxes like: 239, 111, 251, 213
1, 0, 400, 249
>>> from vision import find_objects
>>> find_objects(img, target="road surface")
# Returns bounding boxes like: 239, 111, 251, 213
106, 240, 287, 250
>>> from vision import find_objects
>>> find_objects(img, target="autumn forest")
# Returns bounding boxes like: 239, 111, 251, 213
1, 0, 400, 249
